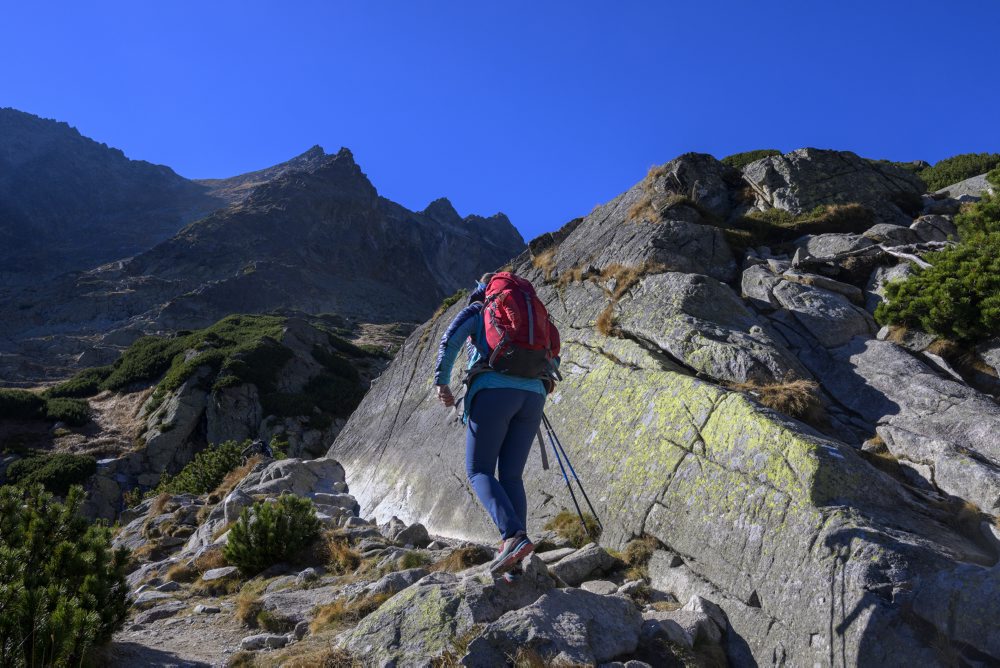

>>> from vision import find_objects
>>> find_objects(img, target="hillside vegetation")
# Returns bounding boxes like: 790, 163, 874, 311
876, 168, 1000, 344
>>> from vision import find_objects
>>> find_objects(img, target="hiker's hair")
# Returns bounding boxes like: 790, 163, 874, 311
480, 272, 496, 285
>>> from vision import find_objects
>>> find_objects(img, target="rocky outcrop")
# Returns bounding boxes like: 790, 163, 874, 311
328, 150, 1000, 665
935, 172, 996, 199
742, 148, 925, 224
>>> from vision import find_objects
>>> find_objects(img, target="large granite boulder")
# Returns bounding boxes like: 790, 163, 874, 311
329, 275, 995, 665
339, 556, 554, 665
463, 589, 643, 666
935, 172, 996, 199
742, 148, 925, 224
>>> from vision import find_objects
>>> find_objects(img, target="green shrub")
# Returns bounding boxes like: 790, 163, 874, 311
153, 439, 245, 496
0, 484, 129, 666
46, 366, 113, 399
720, 149, 781, 170
44, 397, 91, 426
99, 314, 288, 393
920, 153, 1000, 191
5, 453, 98, 495
223, 495, 321, 576
876, 175, 1000, 344
0, 389, 45, 420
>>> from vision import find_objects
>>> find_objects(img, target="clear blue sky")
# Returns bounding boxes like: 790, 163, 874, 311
2, 1, 998, 241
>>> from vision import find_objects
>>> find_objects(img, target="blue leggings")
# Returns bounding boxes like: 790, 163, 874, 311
466, 388, 546, 539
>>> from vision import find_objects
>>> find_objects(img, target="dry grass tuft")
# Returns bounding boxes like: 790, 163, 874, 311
235, 579, 267, 627
149, 492, 173, 516
429, 545, 493, 573
326, 536, 362, 575
194, 548, 227, 573
555, 264, 587, 290
510, 647, 558, 667
310, 593, 391, 634
730, 378, 827, 429
595, 304, 617, 336
592, 261, 667, 337
226, 651, 258, 668
543, 510, 601, 548
208, 456, 261, 503
431, 624, 484, 667
649, 599, 683, 612
165, 562, 198, 583
531, 248, 557, 282
258, 644, 362, 668
621, 536, 658, 581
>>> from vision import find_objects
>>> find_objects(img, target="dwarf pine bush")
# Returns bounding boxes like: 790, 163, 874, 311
876, 172, 1000, 344
223, 495, 321, 576
153, 439, 246, 496
0, 485, 129, 667
5, 453, 97, 496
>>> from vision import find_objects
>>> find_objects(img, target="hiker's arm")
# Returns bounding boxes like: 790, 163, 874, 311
433, 303, 481, 388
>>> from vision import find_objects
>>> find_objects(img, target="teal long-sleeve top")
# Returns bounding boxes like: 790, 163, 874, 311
433, 299, 546, 423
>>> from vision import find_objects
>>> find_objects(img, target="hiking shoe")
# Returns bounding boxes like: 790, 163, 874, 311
490, 533, 534, 575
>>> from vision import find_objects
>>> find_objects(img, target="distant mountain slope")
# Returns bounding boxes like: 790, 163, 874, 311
0, 108, 224, 284
0, 147, 525, 383
194, 145, 330, 206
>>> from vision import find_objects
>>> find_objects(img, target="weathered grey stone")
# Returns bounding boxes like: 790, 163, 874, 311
394, 522, 431, 548
642, 616, 693, 648
155, 581, 181, 592
977, 338, 1000, 376
340, 555, 554, 665
935, 173, 995, 199
194, 604, 220, 614
771, 280, 877, 347
910, 214, 958, 243
135, 600, 187, 625
344, 516, 369, 528
536, 547, 576, 564
580, 579, 618, 595
237, 457, 346, 498
201, 566, 238, 582
742, 148, 924, 224
792, 233, 875, 260
862, 223, 921, 246
781, 269, 864, 304
615, 272, 808, 384
240, 633, 289, 651
911, 563, 1000, 662
463, 589, 642, 666
223, 489, 253, 525
132, 591, 173, 609
549, 543, 618, 587
367, 568, 429, 597
741, 264, 784, 310
259, 584, 343, 625
206, 383, 261, 447
815, 338, 1000, 511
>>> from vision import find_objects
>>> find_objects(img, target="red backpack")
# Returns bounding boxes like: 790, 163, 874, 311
483, 272, 560, 379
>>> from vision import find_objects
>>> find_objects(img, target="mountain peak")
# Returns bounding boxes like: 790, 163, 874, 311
421, 197, 462, 224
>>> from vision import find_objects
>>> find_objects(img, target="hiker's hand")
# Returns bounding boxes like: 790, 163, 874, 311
436, 384, 455, 407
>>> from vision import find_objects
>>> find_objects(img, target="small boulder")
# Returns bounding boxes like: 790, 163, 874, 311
394, 522, 430, 548
580, 580, 618, 596
194, 604, 220, 614
240, 633, 289, 651
549, 543, 617, 587
202, 566, 239, 582
132, 591, 173, 610
368, 568, 429, 597
135, 601, 187, 625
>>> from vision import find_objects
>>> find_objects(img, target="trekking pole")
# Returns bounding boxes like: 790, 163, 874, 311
543, 416, 590, 540
542, 412, 604, 534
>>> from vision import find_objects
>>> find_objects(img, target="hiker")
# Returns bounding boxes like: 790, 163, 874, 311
433, 271, 560, 577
